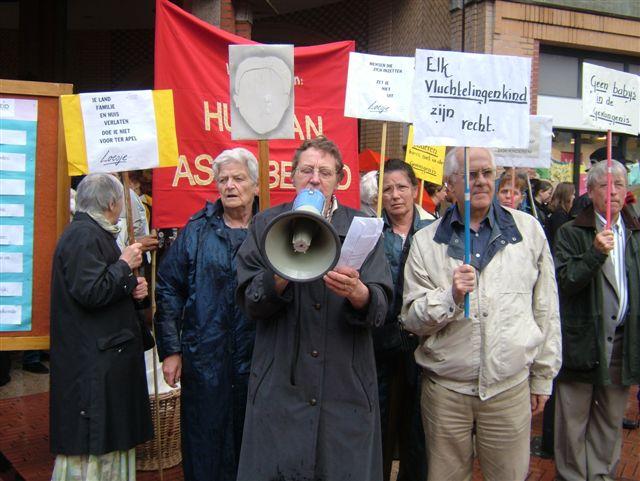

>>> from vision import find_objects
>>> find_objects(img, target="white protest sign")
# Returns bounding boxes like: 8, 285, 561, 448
79, 90, 160, 173
344, 53, 414, 123
494, 116, 553, 168
229, 44, 295, 140
582, 63, 639, 135
412, 49, 531, 148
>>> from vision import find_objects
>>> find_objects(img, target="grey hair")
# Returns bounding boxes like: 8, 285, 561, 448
586, 159, 628, 189
212, 147, 259, 184
444, 147, 495, 180
360, 171, 379, 206
75, 173, 124, 215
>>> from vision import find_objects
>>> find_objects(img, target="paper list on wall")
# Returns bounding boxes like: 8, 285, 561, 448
0, 252, 23, 273
0, 178, 26, 196
0, 225, 24, 245
0, 152, 26, 171
0, 204, 24, 217
0, 305, 22, 325
0, 97, 37, 332
0, 129, 27, 146
0, 282, 22, 297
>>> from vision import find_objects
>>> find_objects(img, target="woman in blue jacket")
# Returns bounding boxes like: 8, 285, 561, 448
155, 148, 258, 481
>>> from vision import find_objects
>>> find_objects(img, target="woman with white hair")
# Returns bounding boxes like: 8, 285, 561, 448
50, 173, 152, 481
155, 147, 259, 481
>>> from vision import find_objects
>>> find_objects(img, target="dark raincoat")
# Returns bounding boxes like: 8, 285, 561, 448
155, 199, 256, 481
50, 213, 152, 455
374, 207, 431, 481
235, 202, 393, 481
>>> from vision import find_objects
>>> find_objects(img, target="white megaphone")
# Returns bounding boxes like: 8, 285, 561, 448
261, 188, 340, 282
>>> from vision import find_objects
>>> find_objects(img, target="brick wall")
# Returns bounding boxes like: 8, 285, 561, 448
220, 0, 236, 34
490, 0, 640, 114
360, 0, 452, 162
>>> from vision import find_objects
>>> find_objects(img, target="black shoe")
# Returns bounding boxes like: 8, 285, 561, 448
0, 375, 10, 387
22, 362, 49, 374
530, 435, 554, 459
622, 418, 639, 430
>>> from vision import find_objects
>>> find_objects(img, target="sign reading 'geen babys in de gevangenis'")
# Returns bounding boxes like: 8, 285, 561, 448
412, 49, 531, 148
582, 63, 639, 135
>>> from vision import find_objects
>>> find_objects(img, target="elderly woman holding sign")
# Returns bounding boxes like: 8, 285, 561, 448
155, 147, 259, 481
50, 173, 152, 481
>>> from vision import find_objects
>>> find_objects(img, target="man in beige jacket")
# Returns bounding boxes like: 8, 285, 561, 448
402, 147, 561, 481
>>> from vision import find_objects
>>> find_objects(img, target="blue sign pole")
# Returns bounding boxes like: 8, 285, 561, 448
463, 147, 471, 318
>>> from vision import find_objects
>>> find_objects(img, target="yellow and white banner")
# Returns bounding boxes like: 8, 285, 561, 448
61, 90, 179, 175
405, 125, 446, 185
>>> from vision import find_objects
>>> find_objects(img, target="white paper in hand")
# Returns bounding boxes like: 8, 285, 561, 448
337, 217, 384, 271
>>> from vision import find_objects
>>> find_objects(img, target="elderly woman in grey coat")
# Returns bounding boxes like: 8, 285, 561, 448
50, 173, 153, 481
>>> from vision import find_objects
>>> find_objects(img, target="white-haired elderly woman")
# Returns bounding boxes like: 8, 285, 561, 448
155, 147, 259, 481
50, 173, 152, 481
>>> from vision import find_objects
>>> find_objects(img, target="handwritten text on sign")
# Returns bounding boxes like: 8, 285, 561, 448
344, 52, 414, 123
405, 125, 446, 184
582, 63, 639, 135
79, 90, 160, 173
412, 50, 531, 148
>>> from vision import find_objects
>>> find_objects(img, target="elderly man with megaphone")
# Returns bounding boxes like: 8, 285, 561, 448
235, 136, 393, 481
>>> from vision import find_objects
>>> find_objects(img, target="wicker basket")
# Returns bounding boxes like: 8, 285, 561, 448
136, 388, 182, 471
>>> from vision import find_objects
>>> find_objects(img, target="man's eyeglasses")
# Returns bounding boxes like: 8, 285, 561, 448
296, 166, 336, 180
452, 168, 496, 182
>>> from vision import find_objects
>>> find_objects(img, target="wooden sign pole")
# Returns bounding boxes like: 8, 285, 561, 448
526, 173, 538, 220
150, 250, 164, 481
511, 167, 517, 209
258, 140, 271, 212
121, 173, 137, 255
376, 122, 388, 217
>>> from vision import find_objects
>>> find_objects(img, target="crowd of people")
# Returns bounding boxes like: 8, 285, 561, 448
46, 136, 639, 481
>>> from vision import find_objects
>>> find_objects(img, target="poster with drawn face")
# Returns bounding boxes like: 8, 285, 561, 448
229, 44, 295, 140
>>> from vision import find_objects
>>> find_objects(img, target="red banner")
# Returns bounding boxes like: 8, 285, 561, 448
153, 0, 359, 228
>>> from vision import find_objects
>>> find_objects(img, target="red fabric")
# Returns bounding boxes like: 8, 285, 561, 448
421, 191, 437, 215
152, 0, 359, 228
358, 149, 381, 172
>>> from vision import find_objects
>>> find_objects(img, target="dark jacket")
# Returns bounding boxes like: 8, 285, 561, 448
155, 199, 256, 481
545, 208, 571, 251
554, 204, 640, 385
235, 202, 393, 481
374, 207, 431, 352
50, 213, 152, 455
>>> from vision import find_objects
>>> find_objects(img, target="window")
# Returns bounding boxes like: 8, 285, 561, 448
539, 54, 579, 98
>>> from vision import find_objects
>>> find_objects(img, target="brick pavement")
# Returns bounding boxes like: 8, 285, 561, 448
0, 387, 638, 481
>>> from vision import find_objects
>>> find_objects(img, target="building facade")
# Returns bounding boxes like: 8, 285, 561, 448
1, 0, 638, 190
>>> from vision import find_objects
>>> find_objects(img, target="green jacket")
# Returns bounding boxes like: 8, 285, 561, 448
554, 204, 640, 385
